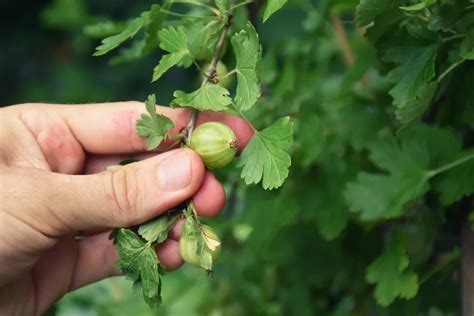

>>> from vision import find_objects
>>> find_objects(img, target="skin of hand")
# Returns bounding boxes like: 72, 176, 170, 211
0, 101, 253, 315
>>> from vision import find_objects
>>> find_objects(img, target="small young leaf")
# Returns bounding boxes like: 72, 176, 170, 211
231, 22, 261, 111
152, 26, 191, 82
94, 11, 148, 56
136, 94, 175, 150
138, 214, 179, 244
263, 0, 288, 22
238, 117, 293, 190
366, 235, 419, 306
215, 0, 230, 15
172, 85, 232, 111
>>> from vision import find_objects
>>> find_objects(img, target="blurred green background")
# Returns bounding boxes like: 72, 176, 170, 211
2, 0, 468, 315
0, 0, 196, 106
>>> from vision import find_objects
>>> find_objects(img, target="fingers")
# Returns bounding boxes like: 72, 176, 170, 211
5, 148, 205, 237
85, 157, 226, 218
69, 232, 120, 291
30, 232, 182, 314
37, 101, 254, 154
193, 171, 226, 217
83, 153, 156, 174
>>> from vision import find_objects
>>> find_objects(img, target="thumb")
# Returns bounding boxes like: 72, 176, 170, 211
12, 148, 205, 236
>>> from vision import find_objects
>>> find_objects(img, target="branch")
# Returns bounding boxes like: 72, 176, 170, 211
185, 12, 234, 143
462, 219, 474, 315
330, 14, 355, 66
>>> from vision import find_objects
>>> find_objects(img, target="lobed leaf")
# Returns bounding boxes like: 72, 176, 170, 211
172, 85, 232, 111
152, 26, 191, 82
238, 117, 293, 190
138, 214, 179, 244
366, 235, 419, 306
94, 12, 148, 56
263, 0, 288, 22
231, 22, 261, 111
136, 94, 175, 150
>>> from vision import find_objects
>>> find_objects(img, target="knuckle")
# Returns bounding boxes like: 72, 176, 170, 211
111, 109, 143, 152
106, 166, 140, 225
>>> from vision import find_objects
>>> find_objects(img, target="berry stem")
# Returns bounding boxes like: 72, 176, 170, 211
185, 4, 235, 144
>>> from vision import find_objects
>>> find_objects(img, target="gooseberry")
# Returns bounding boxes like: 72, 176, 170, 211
189, 122, 238, 169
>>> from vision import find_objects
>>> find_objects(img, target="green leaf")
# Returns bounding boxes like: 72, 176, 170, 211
385, 44, 438, 107
433, 152, 474, 205
238, 117, 293, 190
263, 0, 288, 22
108, 3, 170, 65
84, 21, 126, 39
366, 235, 419, 306
344, 131, 430, 220
94, 11, 148, 56
158, 25, 189, 54
298, 115, 324, 166
231, 22, 261, 111
344, 125, 471, 220
152, 26, 191, 82
460, 30, 474, 60
138, 214, 179, 244
143, 4, 170, 54
136, 94, 175, 150
153, 51, 189, 82
172, 85, 232, 111
215, 0, 230, 14
356, 0, 402, 26
115, 228, 164, 308
344, 171, 429, 220
395, 81, 438, 128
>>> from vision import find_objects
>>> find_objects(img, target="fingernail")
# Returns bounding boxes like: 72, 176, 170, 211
158, 152, 192, 191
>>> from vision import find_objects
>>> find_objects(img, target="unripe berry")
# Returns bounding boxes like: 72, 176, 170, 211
190, 122, 238, 169
179, 224, 221, 268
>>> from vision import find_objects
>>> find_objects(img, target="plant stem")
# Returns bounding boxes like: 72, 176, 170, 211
222, 69, 237, 78
427, 152, 474, 178
185, 10, 234, 143
172, 0, 221, 15
231, 103, 258, 132
438, 59, 465, 82
159, 9, 217, 19
231, 0, 254, 10
462, 223, 474, 316
441, 33, 466, 43
330, 13, 355, 66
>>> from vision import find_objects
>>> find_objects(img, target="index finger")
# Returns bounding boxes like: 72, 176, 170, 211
55, 101, 254, 154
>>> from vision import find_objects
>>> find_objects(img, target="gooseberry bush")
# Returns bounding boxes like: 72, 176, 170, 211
67, 0, 474, 313
93, 0, 293, 308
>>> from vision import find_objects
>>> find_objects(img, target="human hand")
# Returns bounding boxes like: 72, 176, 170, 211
0, 101, 252, 315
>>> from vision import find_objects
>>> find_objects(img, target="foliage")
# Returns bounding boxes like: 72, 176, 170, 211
4, 0, 473, 314
88, 0, 294, 308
